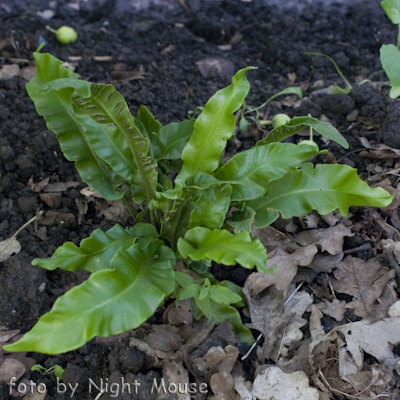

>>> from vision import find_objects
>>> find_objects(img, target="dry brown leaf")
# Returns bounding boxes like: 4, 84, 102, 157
40, 211, 76, 226
95, 199, 130, 223
43, 181, 79, 192
278, 291, 314, 360
244, 283, 312, 362
80, 186, 102, 197
244, 285, 288, 361
307, 251, 344, 274
255, 226, 294, 250
382, 239, 400, 263
74, 197, 89, 225
331, 256, 396, 318
36, 226, 48, 241
337, 334, 359, 381
336, 318, 400, 366
360, 143, 400, 158
309, 305, 325, 340
0, 64, 20, 79
316, 299, 347, 321
0, 236, 21, 262
193, 345, 239, 375
320, 211, 342, 227
163, 299, 193, 326
161, 359, 189, 400
144, 325, 183, 352
210, 371, 239, 400
245, 244, 317, 294
29, 177, 50, 192
196, 57, 235, 80
0, 330, 20, 344
128, 338, 164, 367
0, 358, 26, 383
388, 300, 400, 317
39, 192, 61, 208
294, 223, 353, 255
235, 366, 320, 400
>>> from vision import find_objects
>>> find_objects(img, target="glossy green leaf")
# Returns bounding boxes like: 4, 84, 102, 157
32, 223, 158, 273
155, 119, 195, 161
381, 0, 400, 24
137, 105, 162, 158
188, 184, 232, 229
258, 116, 349, 149
208, 285, 242, 304
175, 271, 195, 288
193, 297, 254, 344
226, 206, 256, 233
138, 105, 163, 136
160, 191, 193, 250
215, 143, 320, 201
248, 163, 394, 228
178, 227, 268, 272
5, 240, 176, 354
26, 48, 124, 201
179, 283, 201, 300
73, 83, 158, 200
380, 44, 400, 98
177, 67, 255, 182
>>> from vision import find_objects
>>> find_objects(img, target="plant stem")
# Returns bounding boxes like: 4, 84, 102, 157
305, 52, 352, 90
45, 25, 57, 34
397, 25, 400, 49
13, 210, 44, 237
121, 198, 137, 222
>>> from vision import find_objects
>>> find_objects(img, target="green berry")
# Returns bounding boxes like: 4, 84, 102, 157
46, 25, 78, 44
272, 113, 291, 129
298, 139, 319, 150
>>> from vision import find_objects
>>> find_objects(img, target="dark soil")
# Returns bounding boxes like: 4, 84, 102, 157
0, 0, 399, 398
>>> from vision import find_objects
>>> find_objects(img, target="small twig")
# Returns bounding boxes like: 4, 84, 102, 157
275, 325, 287, 362
325, 273, 337, 300
343, 243, 371, 256
384, 250, 400, 281
241, 283, 305, 361
13, 211, 44, 238
241, 333, 262, 361
284, 282, 304, 306
318, 367, 389, 399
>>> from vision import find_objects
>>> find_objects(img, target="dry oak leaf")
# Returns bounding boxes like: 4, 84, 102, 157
0, 236, 21, 262
382, 239, 400, 264
243, 285, 290, 362
335, 318, 400, 367
245, 244, 318, 294
161, 359, 190, 400
278, 291, 314, 360
316, 299, 347, 322
144, 324, 183, 353
294, 223, 354, 255
234, 366, 319, 400
193, 345, 239, 375
307, 251, 344, 274
43, 181, 79, 192
330, 256, 396, 318
360, 143, 400, 158
210, 370, 239, 400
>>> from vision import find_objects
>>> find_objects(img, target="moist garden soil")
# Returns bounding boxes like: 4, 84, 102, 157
0, 0, 399, 398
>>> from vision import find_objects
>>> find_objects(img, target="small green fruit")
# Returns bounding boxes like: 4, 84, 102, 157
46, 25, 78, 44
298, 139, 319, 151
272, 113, 291, 129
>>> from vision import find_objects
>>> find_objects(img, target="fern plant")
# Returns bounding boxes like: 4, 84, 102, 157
4, 45, 393, 354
